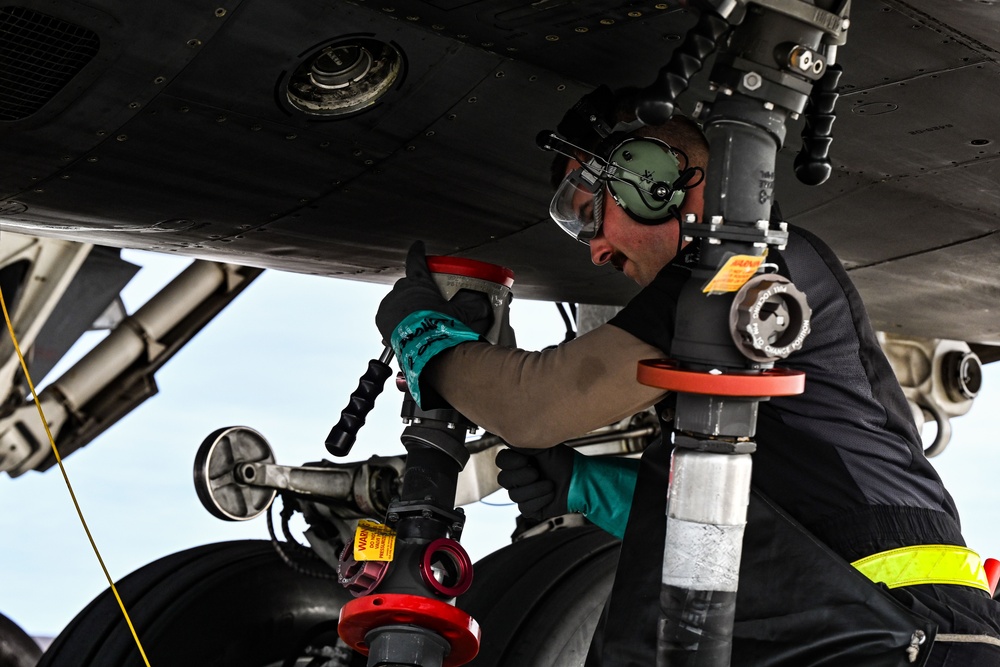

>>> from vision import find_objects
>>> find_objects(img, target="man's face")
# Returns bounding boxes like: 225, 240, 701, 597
563, 160, 685, 287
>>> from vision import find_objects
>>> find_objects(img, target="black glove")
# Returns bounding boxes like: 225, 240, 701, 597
496, 445, 577, 521
375, 241, 494, 344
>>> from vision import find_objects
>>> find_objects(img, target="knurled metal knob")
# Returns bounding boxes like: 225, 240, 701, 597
729, 274, 811, 363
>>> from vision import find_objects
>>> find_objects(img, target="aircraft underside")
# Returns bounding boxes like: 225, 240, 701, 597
1, 0, 999, 664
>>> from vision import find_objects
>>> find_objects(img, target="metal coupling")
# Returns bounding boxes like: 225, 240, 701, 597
419, 538, 474, 598
787, 45, 825, 76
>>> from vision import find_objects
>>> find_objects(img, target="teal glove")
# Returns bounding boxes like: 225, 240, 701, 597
568, 454, 640, 539
497, 445, 639, 539
375, 242, 493, 406
391, 310, 482, 406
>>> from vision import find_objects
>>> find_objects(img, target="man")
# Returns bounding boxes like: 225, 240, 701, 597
375, 109, 1000, 665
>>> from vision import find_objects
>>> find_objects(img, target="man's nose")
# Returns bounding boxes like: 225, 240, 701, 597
590, 234, 613, 266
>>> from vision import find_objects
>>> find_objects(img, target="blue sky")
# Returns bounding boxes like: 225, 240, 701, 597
0, 249, 997, 639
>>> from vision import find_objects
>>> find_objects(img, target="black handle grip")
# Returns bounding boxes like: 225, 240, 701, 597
794, 64, 843, 186
325, 358, 394, 457
635, 11, 731, 126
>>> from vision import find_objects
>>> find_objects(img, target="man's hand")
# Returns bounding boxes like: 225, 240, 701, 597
498, 444, 641, 539
496, 445, 577, 521
375, 241, 494, 406
375, 241, 493, 344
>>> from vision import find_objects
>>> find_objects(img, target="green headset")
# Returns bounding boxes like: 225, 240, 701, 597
541, 84, 703, 229
600, 135, 691, 225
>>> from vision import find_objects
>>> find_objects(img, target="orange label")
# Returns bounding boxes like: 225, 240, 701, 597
702, 254, 765, 294
353, 520, 396, 561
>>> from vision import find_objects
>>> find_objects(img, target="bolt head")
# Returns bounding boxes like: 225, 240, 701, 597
742, 72, 762, 91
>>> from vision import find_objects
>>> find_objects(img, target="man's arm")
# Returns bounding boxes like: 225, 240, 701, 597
423, 323, 668, 448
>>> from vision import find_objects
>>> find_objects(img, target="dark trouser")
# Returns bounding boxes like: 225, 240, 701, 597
586, 438, 1000, 667
891, 583, 1000, 666
927, 641, 1000, 666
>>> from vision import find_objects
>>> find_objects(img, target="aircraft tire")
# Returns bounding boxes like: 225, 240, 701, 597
36, 540, 362, 667
457, 525, 620, 667
0, 611, 42, 667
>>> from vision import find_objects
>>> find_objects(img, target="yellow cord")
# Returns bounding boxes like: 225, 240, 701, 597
0, 286, 152, 667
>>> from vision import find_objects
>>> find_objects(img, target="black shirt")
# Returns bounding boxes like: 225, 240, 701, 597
588, 226, 1000, 666
609, 224, 963, 559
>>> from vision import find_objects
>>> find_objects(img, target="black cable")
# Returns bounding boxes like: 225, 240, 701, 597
266, 497, 340, 581
556, 302, 577, 341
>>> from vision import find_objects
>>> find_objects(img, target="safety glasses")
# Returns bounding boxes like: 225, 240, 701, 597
549, 163, 606, 244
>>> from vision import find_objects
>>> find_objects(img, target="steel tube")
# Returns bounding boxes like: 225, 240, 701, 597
54, 261, 227, 410
657, 450, 752, 665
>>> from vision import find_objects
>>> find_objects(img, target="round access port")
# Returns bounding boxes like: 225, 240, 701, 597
420, 538, 473, 598
286, 38, 403, 116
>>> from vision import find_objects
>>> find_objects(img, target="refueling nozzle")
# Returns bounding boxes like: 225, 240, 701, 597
325, 254, 514, 458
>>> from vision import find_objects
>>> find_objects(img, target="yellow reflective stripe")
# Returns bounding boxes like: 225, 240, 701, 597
852, 545, 991, 593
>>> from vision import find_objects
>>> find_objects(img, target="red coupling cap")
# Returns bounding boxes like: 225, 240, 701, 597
427, 256, 514, 288
338, 541, 390, 597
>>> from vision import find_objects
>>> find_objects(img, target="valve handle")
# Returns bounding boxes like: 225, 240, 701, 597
325, 347, 395, 457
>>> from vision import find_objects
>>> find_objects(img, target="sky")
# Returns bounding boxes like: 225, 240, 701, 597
0, 249, 998, 640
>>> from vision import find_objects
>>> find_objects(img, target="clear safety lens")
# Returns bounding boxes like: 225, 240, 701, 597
549, 165, 604, 244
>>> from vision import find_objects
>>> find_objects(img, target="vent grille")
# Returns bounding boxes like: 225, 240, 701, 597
0, 6, 99, 121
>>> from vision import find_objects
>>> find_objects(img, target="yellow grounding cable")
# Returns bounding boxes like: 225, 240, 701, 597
0, 286, 151, 667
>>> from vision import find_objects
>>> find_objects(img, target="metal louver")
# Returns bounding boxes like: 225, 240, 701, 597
0, 6, 99, 121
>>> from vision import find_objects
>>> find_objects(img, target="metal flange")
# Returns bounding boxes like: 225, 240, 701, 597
637, 359, 805, 397
338, 593, 481, 667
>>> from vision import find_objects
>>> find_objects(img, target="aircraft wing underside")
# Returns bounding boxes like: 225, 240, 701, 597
0, 0, 996, 344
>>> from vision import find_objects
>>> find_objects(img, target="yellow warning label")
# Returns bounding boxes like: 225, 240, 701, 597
353, 519, 397, 562
702, 254, 765, 295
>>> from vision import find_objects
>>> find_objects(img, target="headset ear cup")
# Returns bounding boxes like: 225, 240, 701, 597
605, 138, 687, 225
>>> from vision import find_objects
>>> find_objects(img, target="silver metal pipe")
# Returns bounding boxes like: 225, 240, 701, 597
55, 261, 227, 410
